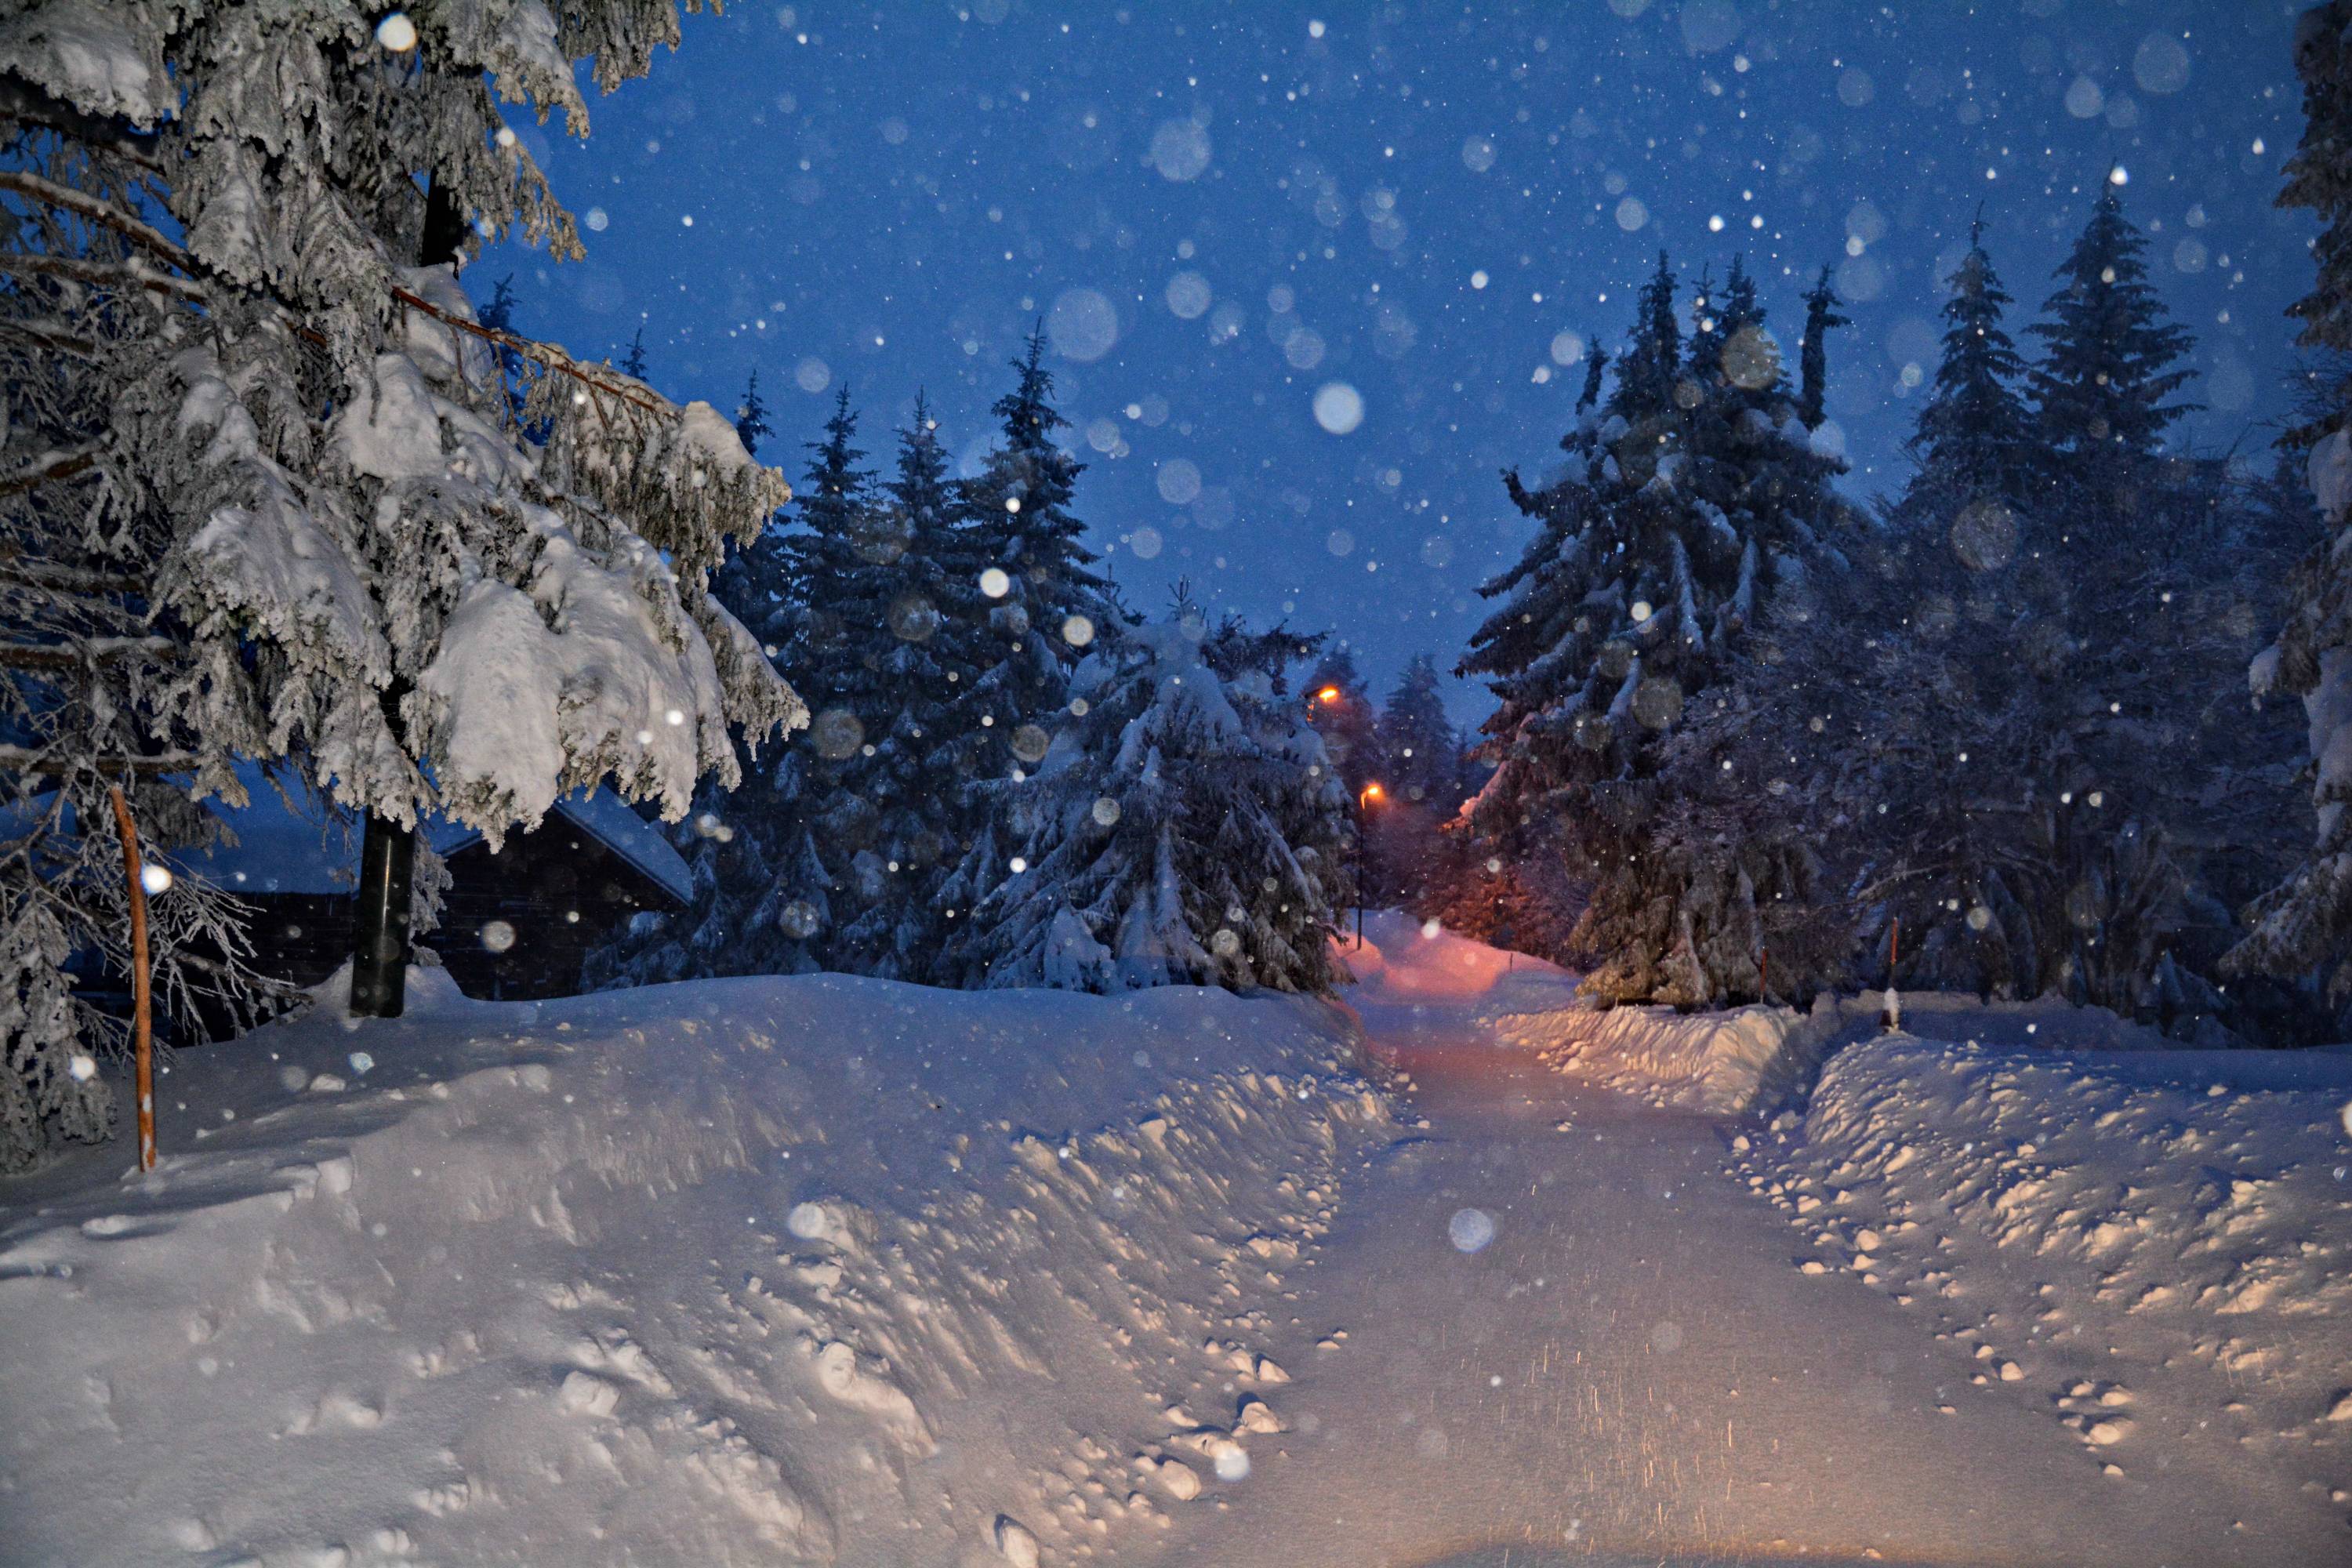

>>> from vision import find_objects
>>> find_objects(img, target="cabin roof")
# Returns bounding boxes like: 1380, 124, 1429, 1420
164, 765, 693, 906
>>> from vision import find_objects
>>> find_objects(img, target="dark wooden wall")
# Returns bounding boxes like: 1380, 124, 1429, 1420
427, 829, 681, 1000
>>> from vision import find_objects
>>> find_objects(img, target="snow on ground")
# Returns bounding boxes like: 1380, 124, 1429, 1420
1486, 983, 2263, 1120
0, 967, 1393, 1567
1171, 926, 2352, 1566
1733, 1026, 2352, 1537
1335, 908, 1573, 1014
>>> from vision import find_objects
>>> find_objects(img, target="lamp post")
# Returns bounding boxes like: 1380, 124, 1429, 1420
1355, 781, 1385, 944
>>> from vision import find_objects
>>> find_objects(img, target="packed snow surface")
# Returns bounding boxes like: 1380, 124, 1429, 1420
0, 968, 1391, 1566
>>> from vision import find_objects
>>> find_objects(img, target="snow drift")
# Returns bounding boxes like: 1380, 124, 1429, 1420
1738, 1031, 2352, 1515
0, 970, 1392, 1566
1486, 985, 2241, 1120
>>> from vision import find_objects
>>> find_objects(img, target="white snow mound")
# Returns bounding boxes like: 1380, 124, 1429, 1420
1738, 1027, 2352, 1507
1336, 909, 1571, 1014
1493, 1000, 1812, 1116
0, 973, 1392, 1566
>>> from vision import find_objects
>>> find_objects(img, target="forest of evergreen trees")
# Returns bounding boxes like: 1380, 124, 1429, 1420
16, 0, 2352, 1179
1439, 184, 2328, 1044
591, 134, 2352, 1050
586, 331, 1354, 997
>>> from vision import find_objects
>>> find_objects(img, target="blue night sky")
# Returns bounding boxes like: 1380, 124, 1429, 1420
481, 0, 2315, 725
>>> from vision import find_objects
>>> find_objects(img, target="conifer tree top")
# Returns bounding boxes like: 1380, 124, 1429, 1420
2028, 184, 2201, 461
1903, 220, 2033, 507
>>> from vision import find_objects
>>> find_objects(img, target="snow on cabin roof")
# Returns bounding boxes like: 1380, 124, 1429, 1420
167, 764, 692, 906
430, 791, 693, 906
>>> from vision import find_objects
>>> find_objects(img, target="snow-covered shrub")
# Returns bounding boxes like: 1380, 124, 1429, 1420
953, 601, 1351, 994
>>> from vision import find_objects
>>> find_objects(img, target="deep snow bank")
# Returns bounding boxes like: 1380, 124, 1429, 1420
0, 969, 1392, 1567
1489, 986, 2230, 1120
1737, 1033, 2352, 1508
1493, 1001, 1810, 1116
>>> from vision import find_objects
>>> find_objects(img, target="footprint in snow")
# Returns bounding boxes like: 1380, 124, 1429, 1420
285, 1388, 383, 1435
993, 1514, 1040, 1566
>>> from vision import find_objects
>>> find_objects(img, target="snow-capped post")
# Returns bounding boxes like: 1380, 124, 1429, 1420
103, 788, 154, 1172
1880, 918, 1900, 1033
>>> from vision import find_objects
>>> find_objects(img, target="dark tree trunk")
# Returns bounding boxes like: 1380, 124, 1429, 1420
348, 178, 466, 1018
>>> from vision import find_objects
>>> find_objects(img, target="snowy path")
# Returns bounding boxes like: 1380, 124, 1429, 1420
1159, 989, 2332, 1568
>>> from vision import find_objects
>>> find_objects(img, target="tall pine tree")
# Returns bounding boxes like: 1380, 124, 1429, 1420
1903, 219, 2036, 524
2027, 183, 2201, 485
1459, 253, 1851, 1004
938, 329, 1120, 935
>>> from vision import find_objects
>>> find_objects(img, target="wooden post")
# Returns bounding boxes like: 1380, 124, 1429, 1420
104, 786, 155, 1172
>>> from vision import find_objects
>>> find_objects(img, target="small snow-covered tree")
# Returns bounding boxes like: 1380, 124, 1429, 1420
953, 595, 1349, 995
1365, 654, 1464, 912
1, 1, 804, 1160
733, 369, 771, 459
1377, 655, 1464, 809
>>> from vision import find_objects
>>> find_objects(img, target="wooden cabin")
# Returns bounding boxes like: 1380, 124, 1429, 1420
185, 769, 691, 1002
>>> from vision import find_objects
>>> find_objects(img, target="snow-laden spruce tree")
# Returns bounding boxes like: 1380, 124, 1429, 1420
1459, 252, 1851, 1004
951, 593, 1350, 995
938, 330, 1120, 929
955, 329, 1117, 768
1842, 202, 2294, 1029
0, 2, 803, 1164
2027, 183, 2201, 492
1900, 220, 2038, 529
2229, 0, 2352, 1000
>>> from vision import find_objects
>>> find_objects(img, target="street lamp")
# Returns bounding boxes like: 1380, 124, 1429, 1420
1353, 782, 1385, 943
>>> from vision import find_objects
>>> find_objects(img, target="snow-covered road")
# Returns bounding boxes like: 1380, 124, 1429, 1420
1163, 985, 2341, 1568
